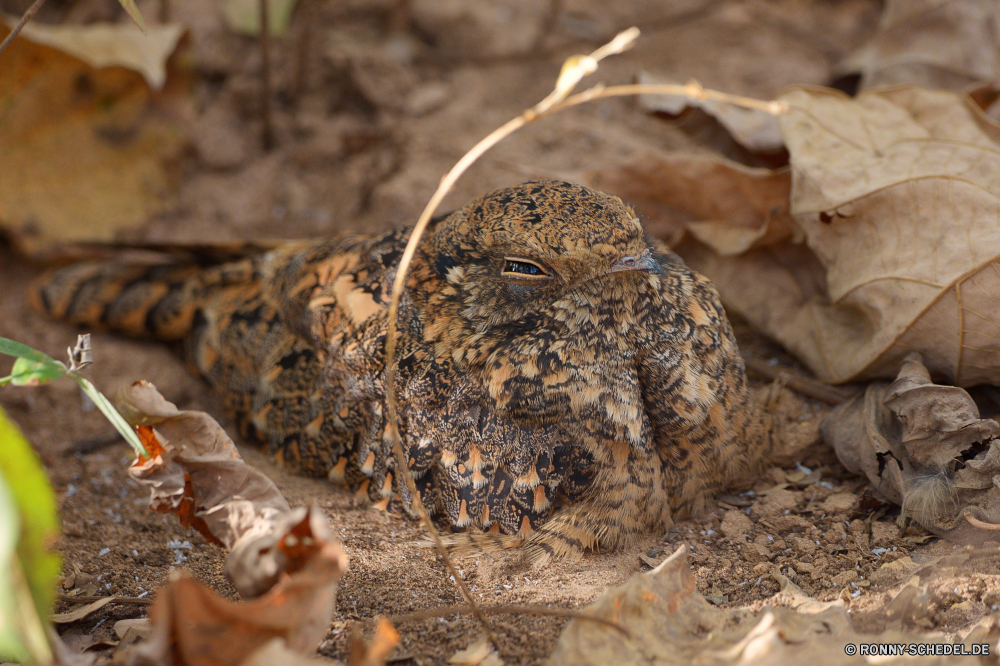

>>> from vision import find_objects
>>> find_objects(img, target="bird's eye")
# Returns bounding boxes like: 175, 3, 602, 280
502, 258, 549, 279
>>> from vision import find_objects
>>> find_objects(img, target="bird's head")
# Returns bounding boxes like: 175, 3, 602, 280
422, 180, 664, 332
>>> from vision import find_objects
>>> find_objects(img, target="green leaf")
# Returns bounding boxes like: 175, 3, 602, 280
0, 335, 146, 457
0, 336, 57, 365
0, 408, 59, 664
116, 0, 148, 32
0, 469, 26, 663
2, 356, 66, 387
74, 377, 147, 459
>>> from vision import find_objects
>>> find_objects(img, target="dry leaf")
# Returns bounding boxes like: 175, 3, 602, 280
603, 85, 1000, 386
0, 23, 187, 256
550, 545, 980, 665
347, 618, 400, 666
835, 0, 1000, 92
774, 85, 1000, 386
115, 383, 351, 666
114, 626, 151, 660
124, 542, 347, 666
119, 380, 342, 599
638, 71, 784, 153
48, 629, 98, 666
821, 354, 1000, 535
591, 152, 797, 254
50, 596, 116, 624
114, 619, 151, 639
59, 633, 103, 653
1, 18, 184, 89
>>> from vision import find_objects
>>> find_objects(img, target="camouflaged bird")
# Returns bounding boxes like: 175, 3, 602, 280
34, 180, 775, 563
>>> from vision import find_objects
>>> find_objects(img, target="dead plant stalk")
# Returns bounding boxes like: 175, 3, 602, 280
380, 26, 788, 655
0, 0, 47, 59
259, 0, 275, 150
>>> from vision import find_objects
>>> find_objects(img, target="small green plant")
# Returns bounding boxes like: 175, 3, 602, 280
0, 334, 147, 458
0, 334, 146, 663
0, 407, 59, 664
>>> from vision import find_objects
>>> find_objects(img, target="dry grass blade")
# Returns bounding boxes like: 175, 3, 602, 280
50, 596, 117, 623
378, 26, 786, 656
57, 594, 154, 607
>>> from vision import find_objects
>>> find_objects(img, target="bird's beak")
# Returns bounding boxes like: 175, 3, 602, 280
609, 251, 664, 276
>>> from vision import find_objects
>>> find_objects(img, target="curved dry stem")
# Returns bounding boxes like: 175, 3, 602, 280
379, 26, 783, 655
965, 514, 1000, 531
549, 80, 789, 116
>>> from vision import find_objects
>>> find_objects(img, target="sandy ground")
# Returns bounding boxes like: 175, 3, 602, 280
7, 0, 1000, 664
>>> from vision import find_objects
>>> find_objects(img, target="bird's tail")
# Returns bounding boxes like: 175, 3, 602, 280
30, 256, 248, 342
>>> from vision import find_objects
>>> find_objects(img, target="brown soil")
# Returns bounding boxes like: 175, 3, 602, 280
6, 0, 1000, 664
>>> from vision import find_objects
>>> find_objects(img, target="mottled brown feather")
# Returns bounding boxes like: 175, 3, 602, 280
32, 180, 775, 563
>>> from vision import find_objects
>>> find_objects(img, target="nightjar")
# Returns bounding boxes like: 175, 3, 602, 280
34, 180, 775, 562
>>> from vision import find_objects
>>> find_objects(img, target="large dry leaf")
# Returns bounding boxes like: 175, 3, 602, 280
601, 85, 1000, 386
124, 551, 347, 666
835, 0, 1000, 92
0, 23, 187, 256
821, 353, 1000, 537
777, 86, 1000, 385
113, 381, 356, 666
119, 381, 336, 599
2, 18, 184, 89
549, 545, 989, 665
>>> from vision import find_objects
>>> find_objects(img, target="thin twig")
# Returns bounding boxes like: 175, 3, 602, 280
291, 0, 313, 112
58, 594, 153, 606
384, 604, 630, 637
259, 0, 275, 151
379, 26, 788, 658
386, 424, 501, 650
546, 80, 789, 117
743, 356, 859, 405
0, 0, 48, 60
380, 111, 534, 659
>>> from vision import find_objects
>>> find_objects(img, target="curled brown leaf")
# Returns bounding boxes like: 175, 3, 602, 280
119, 380, 314, 597
114, 382, 351, 665
821, 354, 1000, 536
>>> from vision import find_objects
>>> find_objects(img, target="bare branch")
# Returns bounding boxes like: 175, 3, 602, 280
0, 0, 48, 60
